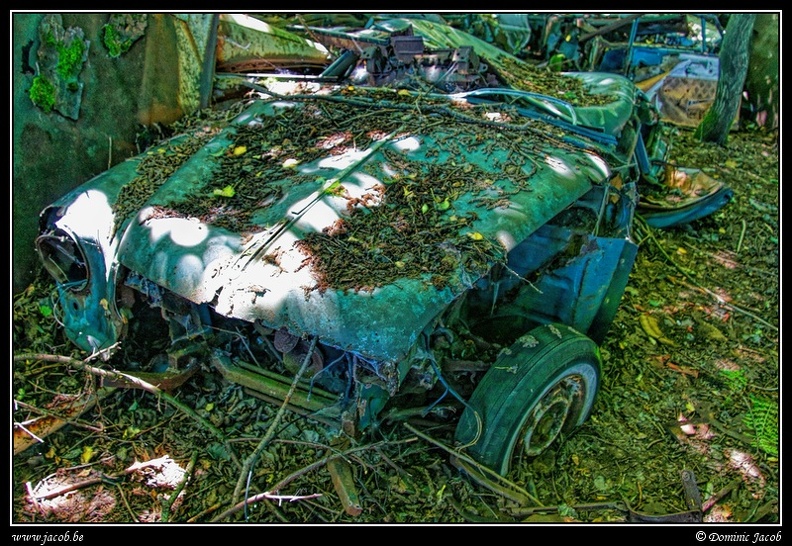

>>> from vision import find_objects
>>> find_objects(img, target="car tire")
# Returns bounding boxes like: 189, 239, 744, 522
454, 323, 601, 476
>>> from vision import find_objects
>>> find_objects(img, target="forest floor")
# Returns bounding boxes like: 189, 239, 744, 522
11, 122, 779, 526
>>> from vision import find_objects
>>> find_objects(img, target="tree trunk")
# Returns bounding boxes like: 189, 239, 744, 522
746, 13, 779, 130
694, 14, 756, 145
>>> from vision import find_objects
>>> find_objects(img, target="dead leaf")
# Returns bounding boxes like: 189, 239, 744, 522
698, 321, 728, 342
666, 362, 699, 378
639, 314, 676, 346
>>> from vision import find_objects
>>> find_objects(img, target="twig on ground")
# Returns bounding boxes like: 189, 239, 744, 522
15, 398, 104, 434
186, 503, 222, 523
212, 437, 412, 522
374, 446, 413, 478
231, 337, 318, 506
448, 496, 509, 523
750, 499, 778, 522
32, 475, 106, 501
161, 452, 198, 522
736, 219, 747, 253
13, 352, 240, 468
509, 501, 626, 518
30, 455, 188, 502
402, 422, 542, 507
666, 276, 778, 331
114, 483, 139, 523
14, 422, 44, 445
680, 241, 775, 277
25, 482, 42, 516
702, 478, 742, 513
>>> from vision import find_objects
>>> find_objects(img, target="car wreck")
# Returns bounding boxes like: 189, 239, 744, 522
34, 17, 732, 477
445, 13, 727, 128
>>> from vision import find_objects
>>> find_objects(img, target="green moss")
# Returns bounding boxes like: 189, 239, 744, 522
102, 24, 132, 58
55, 38, 86, 80
42, 27, 58, 47
29, 75, 56, 113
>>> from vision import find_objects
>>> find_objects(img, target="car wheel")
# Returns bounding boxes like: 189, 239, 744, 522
454, 323, 601, 476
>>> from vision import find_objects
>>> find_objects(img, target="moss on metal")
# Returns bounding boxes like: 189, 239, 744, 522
28, 75, 56, 113
28, 14, 89, 120
101, 13, 147, 58
498, 56, 614, 107
111, 103, 247, 236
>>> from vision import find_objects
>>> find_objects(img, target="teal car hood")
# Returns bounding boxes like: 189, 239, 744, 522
117, 92, 611, 363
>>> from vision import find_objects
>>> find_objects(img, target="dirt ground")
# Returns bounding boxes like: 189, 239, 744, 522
11, 122, 779, 525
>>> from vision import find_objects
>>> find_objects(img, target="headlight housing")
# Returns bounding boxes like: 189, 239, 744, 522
35, 197, 126, 356
35, 228, 89, 291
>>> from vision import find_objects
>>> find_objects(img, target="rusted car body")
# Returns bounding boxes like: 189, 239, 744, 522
469, 13, 726, 128
35, 17, 729, 476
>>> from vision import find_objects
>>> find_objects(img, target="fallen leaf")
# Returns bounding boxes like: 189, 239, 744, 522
81, 445, 94, 464
680, 423, 696, 435
698, 321, 728, 342
213, 185, 235, 198
639, 314, 676, 346
666, 362, 699, 378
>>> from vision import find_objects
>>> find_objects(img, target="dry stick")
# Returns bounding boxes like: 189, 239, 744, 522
448, 497, 505, 523
31, 457, 173, 501
231, 337, 318, 506
15, 398, 104, 434
736, 218, 747, 253
669, 276, 777, 333
186, 503, 222, 523
85, 342, 121, 363
32, 475, 106, 501
213, 438, 399, 522
13, 352, 240, 468
161, 452, 198, 522
402, 422, 543, 507
25, 482, 42, 515
114, 483, 140, 523
680, 241, 775, 277
35, 456, 144, 500
701, 478, 742, 513
634, 215, 778, 332
750, 499, 779, 522
213, 492, 322, 522
294, 14, 325, 50
14, 422, 44, 445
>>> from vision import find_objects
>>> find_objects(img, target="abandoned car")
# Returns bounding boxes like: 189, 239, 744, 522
35, 17, 731, 477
